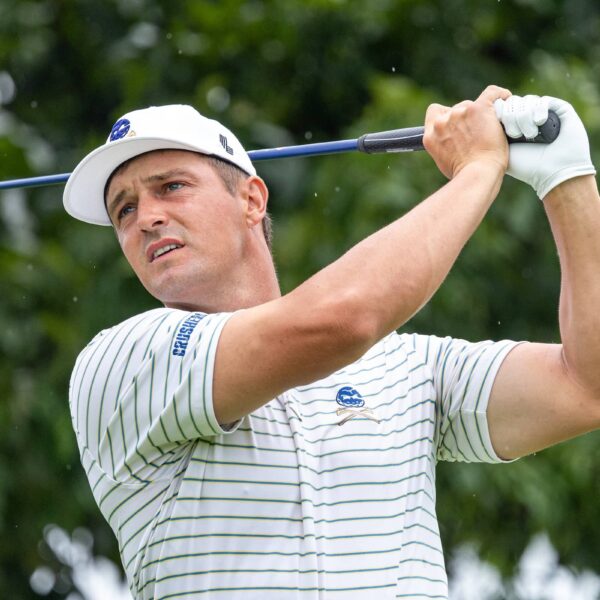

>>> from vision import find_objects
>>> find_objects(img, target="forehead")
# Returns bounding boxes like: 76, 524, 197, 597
104, 149, 213, 201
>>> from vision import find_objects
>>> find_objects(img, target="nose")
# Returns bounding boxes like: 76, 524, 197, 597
136, 192, 169, 231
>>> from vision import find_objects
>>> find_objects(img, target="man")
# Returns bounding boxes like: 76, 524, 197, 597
64, 85, 600, 599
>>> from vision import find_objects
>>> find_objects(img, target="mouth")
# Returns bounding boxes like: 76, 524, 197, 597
147, 240, 184, 263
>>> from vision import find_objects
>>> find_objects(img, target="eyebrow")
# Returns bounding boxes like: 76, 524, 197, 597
106, 189, 127, 222
105, 168, 197, 220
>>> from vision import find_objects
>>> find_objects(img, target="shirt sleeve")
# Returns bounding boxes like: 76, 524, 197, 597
69, 308, 238, 483
413, 334, 522, 464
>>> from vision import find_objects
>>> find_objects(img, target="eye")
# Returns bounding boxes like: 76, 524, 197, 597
117, 204, 135, 221
165, 181, 184, 192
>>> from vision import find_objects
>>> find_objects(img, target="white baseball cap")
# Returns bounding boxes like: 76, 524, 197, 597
63, 104, 256, 225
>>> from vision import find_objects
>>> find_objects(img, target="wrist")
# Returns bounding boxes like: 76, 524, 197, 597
540, 170, 598, 202
543, 174, 599, 204
455, 159, 506, 188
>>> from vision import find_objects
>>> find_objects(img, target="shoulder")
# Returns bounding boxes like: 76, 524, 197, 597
381, 330, 452, 364
73, 308, 230, 370
77, 308, 180, 351
393, 331, 488, 362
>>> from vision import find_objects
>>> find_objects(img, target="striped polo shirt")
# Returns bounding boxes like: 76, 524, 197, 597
69, 307, 518, 599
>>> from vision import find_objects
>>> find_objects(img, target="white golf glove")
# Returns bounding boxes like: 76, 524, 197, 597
494, 95, 596, 199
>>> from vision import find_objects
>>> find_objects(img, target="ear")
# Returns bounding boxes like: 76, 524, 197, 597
242, 175, 269, 230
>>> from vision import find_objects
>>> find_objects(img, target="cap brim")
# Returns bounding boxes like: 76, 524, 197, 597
63, 137, 221, 226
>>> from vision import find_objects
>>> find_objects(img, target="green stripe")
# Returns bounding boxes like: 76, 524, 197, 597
152, 526, 406, 544
160, 582, 397, 599
162, 563, 397, 580
201, 316, 227, 436
114, 340, 147, 481
144, 355, 167, 457
398, 556, 446, 569
177, 484, 433, 508
144, 544, 401, 564
400, 539, 444, 555
237, 416, 435, 446
204, 426, 433, 459
160, 509, 407, 528
159, 323, 179, 443
472, 341, 513, 460
116, 484, 167, 533
166, 314, 192, 441
456, 344, 493, 462
189, 455, 430, 492
437, 338, 466, 461
396, 575, 447, 584
137, 545, 412, 591
142, 564, 398, 594
190, 437, 431, 475
95, 318, 146, 471
143, 314, 172, 456
72, 331, 105, 446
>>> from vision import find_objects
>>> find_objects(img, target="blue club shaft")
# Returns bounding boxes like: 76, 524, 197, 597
0, 138, 361, 191
0, 172, 73, 190
0, 111, 561, 192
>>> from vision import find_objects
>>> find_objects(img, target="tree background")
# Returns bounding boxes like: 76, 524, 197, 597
1, 0, 600, 597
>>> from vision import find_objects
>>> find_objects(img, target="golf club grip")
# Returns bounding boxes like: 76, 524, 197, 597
358, 110, 561, 154
358, 127, 425, 153
507, 109, 561, 144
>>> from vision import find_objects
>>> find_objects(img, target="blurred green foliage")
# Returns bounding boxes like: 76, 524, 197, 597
1, 0, 600, 597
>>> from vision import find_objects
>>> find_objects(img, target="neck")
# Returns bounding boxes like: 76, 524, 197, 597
164, 248, 281, 314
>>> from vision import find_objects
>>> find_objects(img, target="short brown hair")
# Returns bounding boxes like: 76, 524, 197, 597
104, 151, 273, 250
204, 156, 273, 251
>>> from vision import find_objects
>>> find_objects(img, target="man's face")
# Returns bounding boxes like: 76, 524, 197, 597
105, 150, 251, 310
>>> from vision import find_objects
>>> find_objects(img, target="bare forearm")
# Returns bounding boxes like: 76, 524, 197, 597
298, 160, 504, 340
544, 175, 600, 394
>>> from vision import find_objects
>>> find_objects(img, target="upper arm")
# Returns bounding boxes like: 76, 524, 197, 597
426, 335, 518, 463
488, 342, 600, 460
212, 291, 374, 425
70, 309, 230, 482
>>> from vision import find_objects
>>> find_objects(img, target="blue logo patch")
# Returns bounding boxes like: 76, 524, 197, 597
172, 313, 205, 357
109, 118, 131, 141
336, 386, 365, 408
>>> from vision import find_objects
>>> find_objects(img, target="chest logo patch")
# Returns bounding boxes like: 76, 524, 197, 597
335, 386, 380, 426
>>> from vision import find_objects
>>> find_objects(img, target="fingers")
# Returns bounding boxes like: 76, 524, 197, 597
544, 95, 573, 118
477, 85, 512, 106
425, 102, 450, 127
426, 83, 511, 130
423, 88, 510, 179
496, 95, 550, 140
532, 96, 549, 125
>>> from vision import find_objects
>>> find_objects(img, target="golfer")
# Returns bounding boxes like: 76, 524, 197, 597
65, 85, 599, 599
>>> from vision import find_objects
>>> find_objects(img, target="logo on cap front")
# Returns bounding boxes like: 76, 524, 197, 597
109, 118, 131, 141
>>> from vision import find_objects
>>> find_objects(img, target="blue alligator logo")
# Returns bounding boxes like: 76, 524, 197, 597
336, 386, 365, 408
